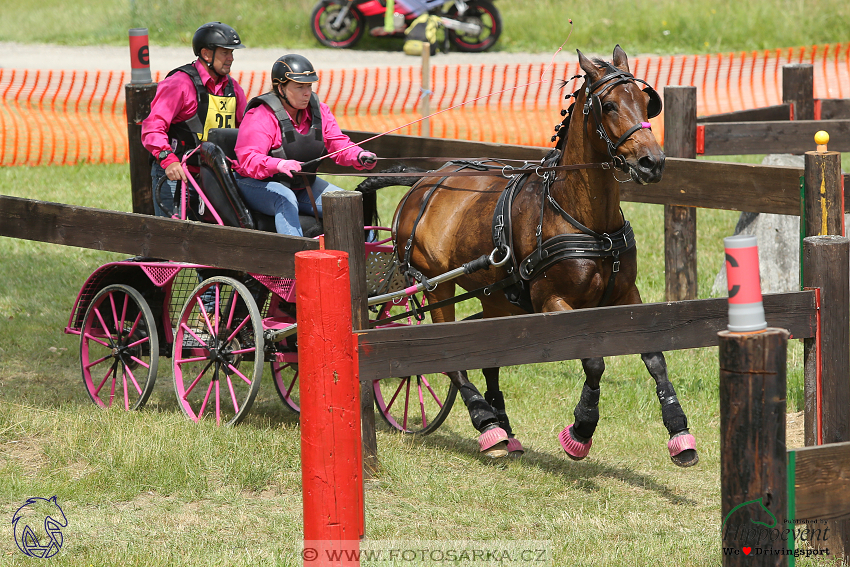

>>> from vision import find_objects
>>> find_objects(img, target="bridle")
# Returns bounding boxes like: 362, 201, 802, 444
580, 67, 663, 178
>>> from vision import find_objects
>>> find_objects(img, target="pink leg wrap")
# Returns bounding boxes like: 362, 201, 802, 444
558, 424, 592, 460
506, 437, 525, 455
668, 432, 696, 457
478, 426, 509, 452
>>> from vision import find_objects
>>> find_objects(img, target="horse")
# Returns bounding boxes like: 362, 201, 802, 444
366, 46, 698, 467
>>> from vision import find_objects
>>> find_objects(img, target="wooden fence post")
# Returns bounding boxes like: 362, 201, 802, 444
802, 235, 850, 560
420, 43, 431, 137
719, 328, 789, 566
126, 83, 156, 216
296, 249, 363, 566
782, 64, 814, 121
663, 86, 698, 301
802, 150, 844, 239
323, 192, 379, 479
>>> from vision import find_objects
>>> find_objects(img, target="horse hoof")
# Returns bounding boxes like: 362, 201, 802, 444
668, 432, 699, 467
506, 437, 525, 457
558, 424, 592, 460
478, 426, 509, 457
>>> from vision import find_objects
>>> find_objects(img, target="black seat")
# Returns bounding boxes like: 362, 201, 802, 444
201, 129, 323, 236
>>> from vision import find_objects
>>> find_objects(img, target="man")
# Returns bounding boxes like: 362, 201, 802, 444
141, 22, 247, 217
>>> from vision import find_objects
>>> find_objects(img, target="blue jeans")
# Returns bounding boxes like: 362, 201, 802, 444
151, 161, 179, 218
234, 173, 338, 236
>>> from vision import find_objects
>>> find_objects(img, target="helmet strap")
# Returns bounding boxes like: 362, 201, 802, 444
202, 47, 224, 81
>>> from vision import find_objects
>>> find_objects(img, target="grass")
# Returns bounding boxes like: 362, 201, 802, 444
0, 162, 831, 566
1, 0, 849, 54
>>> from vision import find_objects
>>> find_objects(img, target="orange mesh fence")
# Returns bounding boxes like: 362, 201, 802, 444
2, 43, 850, 167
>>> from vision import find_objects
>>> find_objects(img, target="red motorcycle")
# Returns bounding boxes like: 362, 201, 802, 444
310, 0, 501, 52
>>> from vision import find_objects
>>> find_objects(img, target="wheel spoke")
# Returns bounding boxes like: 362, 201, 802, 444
226, 363, 253, 386
107, 291, 120, 333
83, 332, 111, 349
214, 284, 222, 336
126, 311, 143, 341
183, 360, 215, 398
285, 369, 299, 398
127, 355, 150, 370
225, 316, 250, 344
180, 323, 213, 352
417, 377, 427, 428
84, 353, 113, 370
126, 335, 150, 349
215, 367, 222, 426
198, 379, 215, 420
92, 307, 116, 348
119, 292, 130, 333
226, 375, 240, 415
94, 361, 116, 397
194, 294, 216, 336
419, 375, 445, 409
124, 364, 143, 396
384, 378, 408, 413
403, 377, 411, 431
122, 364, 130, 410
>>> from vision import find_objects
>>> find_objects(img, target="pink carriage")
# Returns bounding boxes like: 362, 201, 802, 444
64, 135, 458, 430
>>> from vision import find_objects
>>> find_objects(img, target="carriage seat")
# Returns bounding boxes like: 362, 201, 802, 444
195, 129, 322, 237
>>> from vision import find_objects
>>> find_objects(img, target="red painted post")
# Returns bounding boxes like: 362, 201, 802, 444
296, 250, 363, 567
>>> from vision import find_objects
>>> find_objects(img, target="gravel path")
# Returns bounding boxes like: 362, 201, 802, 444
2, 41, 579, 71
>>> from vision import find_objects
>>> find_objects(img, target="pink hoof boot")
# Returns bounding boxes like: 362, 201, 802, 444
478, 426, 509, 458
558, 424, 592, 460
506, 437, 525, 457
668, 432, 699, 467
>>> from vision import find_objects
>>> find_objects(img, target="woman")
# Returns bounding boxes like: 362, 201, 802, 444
233, 54, 377, 236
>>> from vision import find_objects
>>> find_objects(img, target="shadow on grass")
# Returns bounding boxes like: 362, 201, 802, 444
395, 428, 698, 507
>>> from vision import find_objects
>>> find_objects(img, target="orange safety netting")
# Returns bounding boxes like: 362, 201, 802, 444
2, 43, 850, 167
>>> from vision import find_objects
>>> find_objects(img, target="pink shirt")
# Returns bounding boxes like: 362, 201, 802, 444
233, 98, 365, 180
141, 59, 247, 169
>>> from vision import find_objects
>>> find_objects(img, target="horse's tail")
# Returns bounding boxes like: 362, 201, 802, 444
355, 164, 426, 228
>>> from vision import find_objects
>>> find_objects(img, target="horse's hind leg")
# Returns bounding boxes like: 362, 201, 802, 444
559, 357, 603, 460
642, 351, 699, 467
453, 371, 510, 458
426, 287, 508, 458
483, 367, 524, 456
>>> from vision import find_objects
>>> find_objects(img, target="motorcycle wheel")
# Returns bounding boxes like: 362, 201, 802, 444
310, 1, 366, 49
446, 0, 502, 53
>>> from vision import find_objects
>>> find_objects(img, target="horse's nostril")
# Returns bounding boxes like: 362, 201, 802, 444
638, 155, 657, 170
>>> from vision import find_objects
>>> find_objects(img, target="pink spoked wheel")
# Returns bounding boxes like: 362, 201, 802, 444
80, 284, 159, 410
374, 373, 457, 435
172, 276, 264, 426
271, 354, 300, 413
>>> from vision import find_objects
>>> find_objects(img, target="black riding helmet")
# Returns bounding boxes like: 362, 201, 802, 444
192, 22, 246, 56
271, 54, 320, 86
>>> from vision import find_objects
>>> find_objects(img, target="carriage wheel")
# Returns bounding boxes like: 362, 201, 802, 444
372, 309, 468, 435
80, 284, 159, 410
172, 277, 264, 426
271, 358, 300, 413
374, 373, 457, 435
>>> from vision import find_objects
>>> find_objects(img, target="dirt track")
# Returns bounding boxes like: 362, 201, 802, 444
1, 41, 577, 71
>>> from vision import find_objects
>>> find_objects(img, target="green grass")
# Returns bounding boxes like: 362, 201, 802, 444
1, 163, 829, 566
1, 0, 848, 54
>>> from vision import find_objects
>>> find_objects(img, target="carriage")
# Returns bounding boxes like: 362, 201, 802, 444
63, 132, 458, 430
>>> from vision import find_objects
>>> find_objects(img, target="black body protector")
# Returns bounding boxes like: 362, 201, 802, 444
165, 63, 238, 164
244, 92, 327, 189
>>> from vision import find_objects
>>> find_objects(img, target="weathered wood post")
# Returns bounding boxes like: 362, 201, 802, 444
126, 28, 156, 216
719, 328, 789, 567
297, 248, 363, 566
323, 192, 379, 478
420, 43, 431, 137
663, 86, 698, 301
802, 235, 850, 560
782, 64, 814, 121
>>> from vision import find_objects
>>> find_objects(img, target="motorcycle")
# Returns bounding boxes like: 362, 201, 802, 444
310, 0, 502, 53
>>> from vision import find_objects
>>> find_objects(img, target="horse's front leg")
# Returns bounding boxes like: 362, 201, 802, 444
642, 351, 699, 467
483, 367, 525, 456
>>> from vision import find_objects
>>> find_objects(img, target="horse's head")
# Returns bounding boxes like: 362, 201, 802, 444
575, 45, 665, 185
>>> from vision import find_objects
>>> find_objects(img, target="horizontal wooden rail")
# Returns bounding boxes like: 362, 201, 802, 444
698, 104, 791, 123
819, 99, 850, 120
702, 119, 850, 155
358, 291, 817, 381
792, 441, 850, 520
0, 195, 318, 277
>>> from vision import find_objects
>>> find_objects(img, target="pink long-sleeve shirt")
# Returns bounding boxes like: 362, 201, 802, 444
141, 59, 247, 169
233, 98, 365, 180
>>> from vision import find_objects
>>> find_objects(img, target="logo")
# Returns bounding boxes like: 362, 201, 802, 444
11, 496, 68, 558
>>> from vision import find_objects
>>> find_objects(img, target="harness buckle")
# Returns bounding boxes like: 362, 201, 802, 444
613, 260, 620, 273
535, 225, 542, 237
601, 234, 613, 252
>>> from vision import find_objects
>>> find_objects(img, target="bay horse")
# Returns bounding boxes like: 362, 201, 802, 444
382, 46, 698, 466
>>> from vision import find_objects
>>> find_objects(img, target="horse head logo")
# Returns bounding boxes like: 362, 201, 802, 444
722, 497, 778, 534
11, 496, 68, 558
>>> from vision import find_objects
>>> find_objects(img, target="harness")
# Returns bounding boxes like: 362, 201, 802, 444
166, 63, 237, 164
244, 92, 327, 189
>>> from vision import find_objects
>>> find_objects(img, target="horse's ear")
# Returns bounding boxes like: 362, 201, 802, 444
612, 45, 630, 72
577, 49, 600, 80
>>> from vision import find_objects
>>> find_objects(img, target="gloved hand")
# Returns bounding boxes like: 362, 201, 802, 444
357, 151, 377, 170
277, 159, 302, 178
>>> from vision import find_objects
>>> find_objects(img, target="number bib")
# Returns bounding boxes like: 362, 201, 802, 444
201, 93, 237, 141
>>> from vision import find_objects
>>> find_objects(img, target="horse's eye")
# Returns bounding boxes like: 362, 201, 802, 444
602, 102, 617, 113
